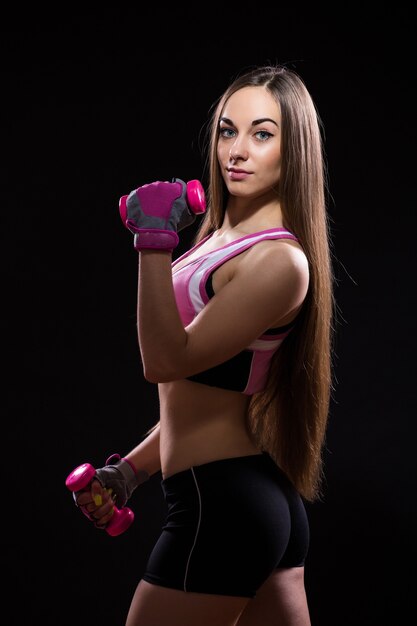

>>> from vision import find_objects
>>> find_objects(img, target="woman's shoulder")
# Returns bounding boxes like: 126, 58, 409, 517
234, 236, 309, 304
244, 235, 308, 274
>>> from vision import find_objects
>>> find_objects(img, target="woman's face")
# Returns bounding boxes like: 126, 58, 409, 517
217, 86, 282, 200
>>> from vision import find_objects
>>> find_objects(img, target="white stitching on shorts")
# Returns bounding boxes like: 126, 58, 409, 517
183, 467, 202, 592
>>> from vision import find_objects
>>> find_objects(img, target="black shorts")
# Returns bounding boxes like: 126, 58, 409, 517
142, 453, 310, 598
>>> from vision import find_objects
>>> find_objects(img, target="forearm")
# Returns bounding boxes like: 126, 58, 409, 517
123, 421, 161, 478
137, 250, 187, 381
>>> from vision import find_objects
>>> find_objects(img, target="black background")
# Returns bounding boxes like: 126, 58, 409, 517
3, 9, 416, 626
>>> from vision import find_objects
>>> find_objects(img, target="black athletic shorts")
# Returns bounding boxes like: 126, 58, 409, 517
142, 452, 309, 598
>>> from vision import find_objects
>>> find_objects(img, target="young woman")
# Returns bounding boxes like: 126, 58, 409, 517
73, 64, 334, 626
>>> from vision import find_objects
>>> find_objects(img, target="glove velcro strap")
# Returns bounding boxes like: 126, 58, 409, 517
115, 458, 137, 485
133, 229, 179, 251
122, 457, 150, 486
104, 454, 150, 490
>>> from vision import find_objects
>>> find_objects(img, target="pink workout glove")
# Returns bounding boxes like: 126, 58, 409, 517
92, 454, 149, 508
120, 178, 196, 252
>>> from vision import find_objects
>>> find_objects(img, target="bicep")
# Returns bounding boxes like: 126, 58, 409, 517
170, 245, 309, 380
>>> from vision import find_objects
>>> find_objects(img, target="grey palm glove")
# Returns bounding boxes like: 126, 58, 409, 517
120, 178, 195, 251
94, 454, 149, 508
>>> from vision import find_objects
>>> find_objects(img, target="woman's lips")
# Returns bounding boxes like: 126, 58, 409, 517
227, 169, 252, 181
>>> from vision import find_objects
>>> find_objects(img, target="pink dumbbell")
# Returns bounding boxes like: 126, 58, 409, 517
66, 463, 134, 537
118, 179, 206, 226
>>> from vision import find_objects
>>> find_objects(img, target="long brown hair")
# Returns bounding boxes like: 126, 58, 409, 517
195, 65, 335, 501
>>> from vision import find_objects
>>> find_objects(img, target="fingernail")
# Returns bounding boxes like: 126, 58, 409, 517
93, 494, 103, 506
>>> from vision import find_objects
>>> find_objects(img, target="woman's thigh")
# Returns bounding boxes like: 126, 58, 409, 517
125, 579, 250, 626
236, 567, 311, 626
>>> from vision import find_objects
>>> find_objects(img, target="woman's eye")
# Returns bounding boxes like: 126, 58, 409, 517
219, 128, 236, 138
255, 130, 273, 141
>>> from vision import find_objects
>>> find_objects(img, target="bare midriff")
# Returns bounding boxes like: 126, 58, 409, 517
158, 379, 261, 479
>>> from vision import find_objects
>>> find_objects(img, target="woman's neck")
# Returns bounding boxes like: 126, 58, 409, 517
219, 195, 284, 236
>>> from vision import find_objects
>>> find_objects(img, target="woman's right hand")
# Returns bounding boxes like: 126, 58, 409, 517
74, 479, 116, 529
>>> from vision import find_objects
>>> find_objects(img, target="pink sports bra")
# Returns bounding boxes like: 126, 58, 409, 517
172, 228, 300, 395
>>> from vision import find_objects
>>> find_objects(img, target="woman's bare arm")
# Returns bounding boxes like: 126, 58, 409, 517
124, 421, 161, 477
137, 241, 309, 383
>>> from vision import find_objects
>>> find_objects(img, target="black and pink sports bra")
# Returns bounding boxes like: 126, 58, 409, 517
172, 228, 301, 395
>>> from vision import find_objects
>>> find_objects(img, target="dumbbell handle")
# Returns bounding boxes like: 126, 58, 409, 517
65, 462, 134, 537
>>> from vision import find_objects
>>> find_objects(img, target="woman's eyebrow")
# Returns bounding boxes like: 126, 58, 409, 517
252, 117, 279, 127
219, 116, 278, 127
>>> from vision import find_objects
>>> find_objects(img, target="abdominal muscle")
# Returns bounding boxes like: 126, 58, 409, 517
158, 379, 261, 479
